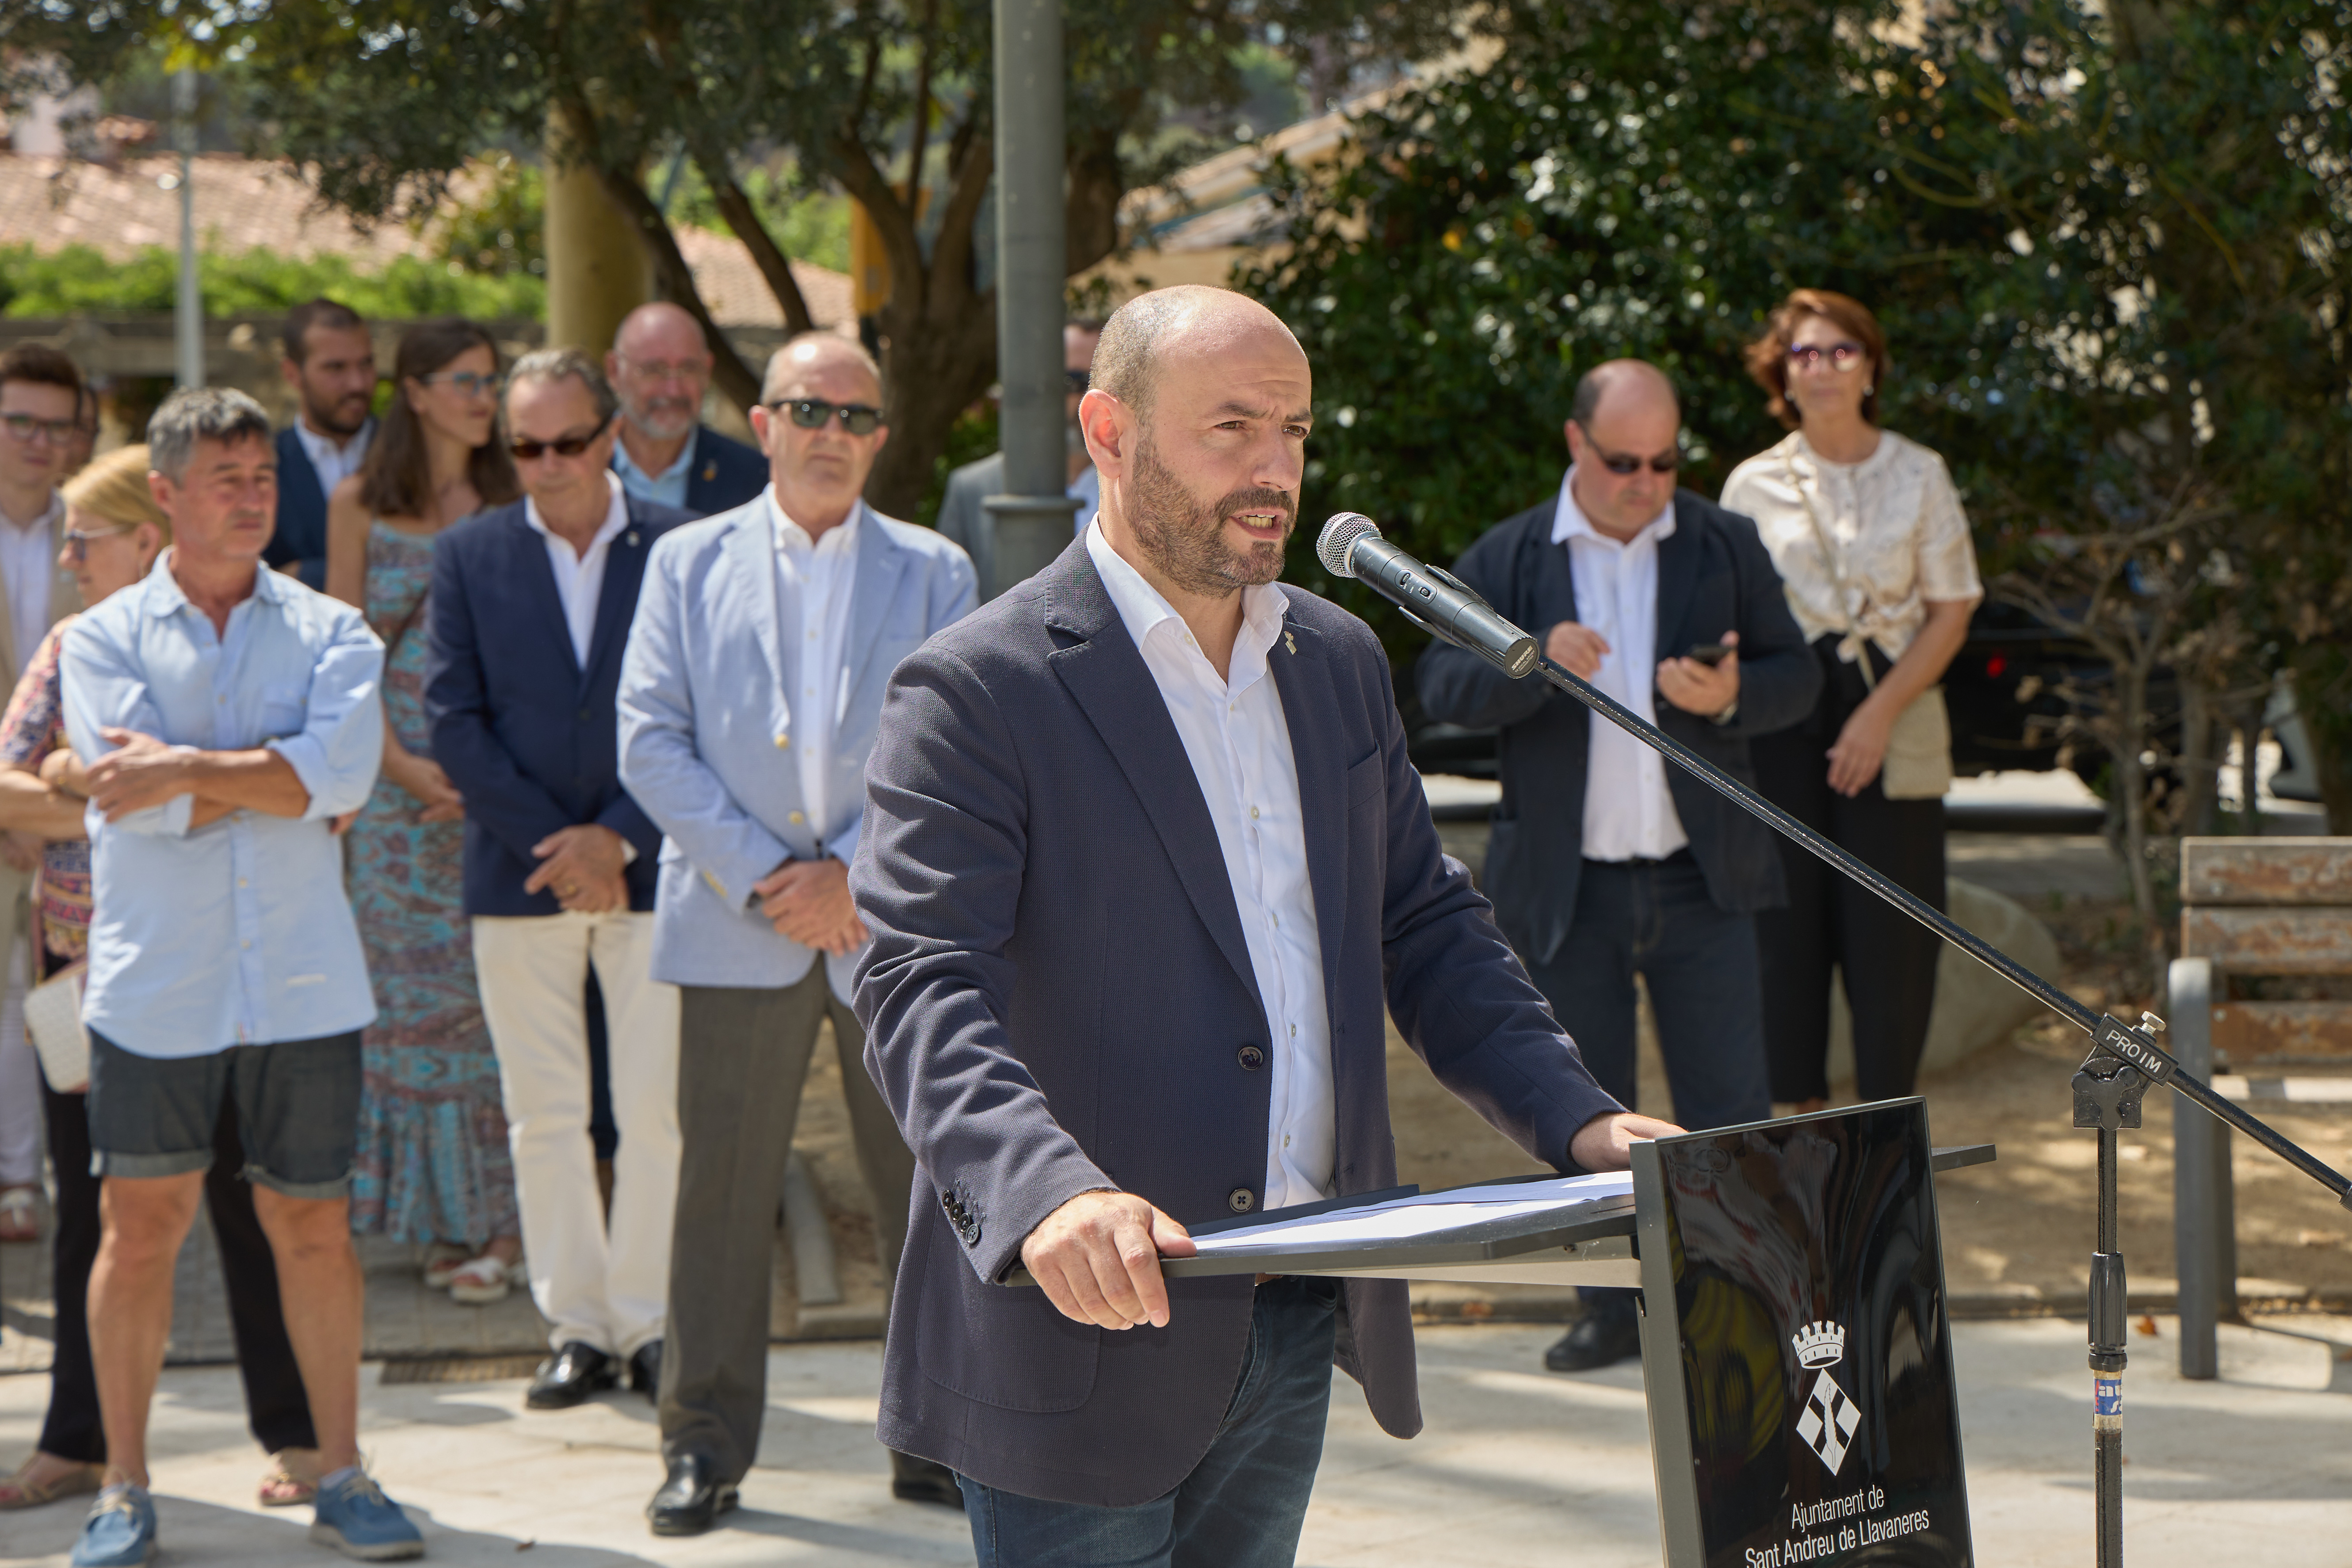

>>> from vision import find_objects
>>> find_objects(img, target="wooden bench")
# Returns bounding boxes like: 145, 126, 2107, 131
2169, 836, 2352, 1377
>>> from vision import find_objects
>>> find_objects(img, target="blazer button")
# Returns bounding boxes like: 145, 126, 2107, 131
577, 707, 592, 722
1227, 1187, 1255, 1214
1236, 1044, 1266, 1071
788, 810, 805, 825
775, 732, 790, 748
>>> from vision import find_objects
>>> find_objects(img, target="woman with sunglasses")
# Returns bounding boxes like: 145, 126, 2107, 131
1720, 289, 1983, 1112
0, 445, 328, 1512
325, 318, 527, 1302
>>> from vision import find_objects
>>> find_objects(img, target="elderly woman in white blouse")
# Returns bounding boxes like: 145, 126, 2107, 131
1719, 289, 1982, 1113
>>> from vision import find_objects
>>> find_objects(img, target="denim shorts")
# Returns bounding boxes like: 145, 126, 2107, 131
85, 1029, 363, 1198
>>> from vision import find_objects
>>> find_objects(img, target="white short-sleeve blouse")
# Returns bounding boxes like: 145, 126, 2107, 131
1719, 429, 1983, 664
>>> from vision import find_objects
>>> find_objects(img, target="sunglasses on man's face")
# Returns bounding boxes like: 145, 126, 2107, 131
767, 397, 884, 435
508, 416, 614, 461
1576, 422, 1681, 476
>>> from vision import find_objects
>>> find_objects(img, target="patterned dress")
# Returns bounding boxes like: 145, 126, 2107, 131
347, 522, 519, 1245
0, 619, 92, 967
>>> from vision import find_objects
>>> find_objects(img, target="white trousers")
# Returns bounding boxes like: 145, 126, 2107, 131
473, 911, 682, 1357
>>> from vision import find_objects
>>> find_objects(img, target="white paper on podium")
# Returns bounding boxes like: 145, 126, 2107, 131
1188, 1171, 1633, 1257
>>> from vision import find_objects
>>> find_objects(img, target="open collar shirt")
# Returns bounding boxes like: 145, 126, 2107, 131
0, 488, 61, 676
59, 554, 386, 1058
1085, 519, 1335, 1211
293, 415, 374, 497
1553, 468, 1689, 862
613, 426, 698, 511
524, 472, 631, 670
770, 487, 862, 843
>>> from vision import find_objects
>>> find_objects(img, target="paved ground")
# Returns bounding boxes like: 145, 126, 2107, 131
0, 1314, 2341, 1566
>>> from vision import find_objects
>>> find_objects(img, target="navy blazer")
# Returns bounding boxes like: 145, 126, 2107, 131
851, 538, 1623, 1507
267, 426, 331, 591
1416, 489, 1821, 966
612, 423, 768, 518
423, 493, 692, 918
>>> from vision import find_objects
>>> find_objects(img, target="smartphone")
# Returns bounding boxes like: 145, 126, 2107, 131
1686, 643, 1733, 667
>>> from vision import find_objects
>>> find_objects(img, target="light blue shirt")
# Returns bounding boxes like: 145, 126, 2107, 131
612, 427, 698, 510
62, 555, 386, 1059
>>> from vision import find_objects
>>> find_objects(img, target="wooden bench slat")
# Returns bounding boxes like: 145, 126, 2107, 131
2179, 907, 2352, 972
2180, 838, 2352, 905
2211, 1000, 2352, 1064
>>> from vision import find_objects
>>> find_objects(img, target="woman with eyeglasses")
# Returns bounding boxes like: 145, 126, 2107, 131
325, 317, 527, 1302
1720, 289, 1983, 1112
0, 445, 328, 1511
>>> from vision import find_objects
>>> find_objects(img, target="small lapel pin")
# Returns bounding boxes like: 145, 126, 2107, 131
1284, 631, 1298, 656
702, 462, 717, 481
626, 530, 640, 546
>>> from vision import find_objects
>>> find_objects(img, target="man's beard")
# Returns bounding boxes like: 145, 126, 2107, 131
626, 393, 698, 443
1126, 431, 1294, 598
306, 390, 371, 439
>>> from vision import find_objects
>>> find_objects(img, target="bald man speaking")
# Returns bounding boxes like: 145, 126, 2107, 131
851, 286, 1673, 1563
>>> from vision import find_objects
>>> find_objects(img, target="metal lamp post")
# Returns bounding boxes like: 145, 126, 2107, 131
172, 67, 204, 390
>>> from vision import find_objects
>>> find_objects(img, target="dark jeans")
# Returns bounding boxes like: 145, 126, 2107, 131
36, 1071, 316, 1462
1520, 851, 1772, 1325
957, 1277, 1339, 1568
1750, 636, 1947, 1104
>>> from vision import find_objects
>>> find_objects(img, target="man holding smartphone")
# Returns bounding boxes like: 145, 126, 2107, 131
1417, 359, 1821, 1373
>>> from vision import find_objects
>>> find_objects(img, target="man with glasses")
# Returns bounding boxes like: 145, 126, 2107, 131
1417, 358, 1820, 1373
605, 301, 766, 518
423, 349, 691, 1414
935, 317, 1104, 598
619, 331, 974, 1534
269, 299, 377, 591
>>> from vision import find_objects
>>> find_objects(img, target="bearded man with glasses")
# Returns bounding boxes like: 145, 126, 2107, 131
1417, 358, 1821, 1375
617, 332, 975, 1533
605, 302, 767, 518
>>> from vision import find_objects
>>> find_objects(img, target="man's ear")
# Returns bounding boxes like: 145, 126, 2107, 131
1562, 420, 1583, 463
749, 403, 774, 451
1079, 389, 1126, 470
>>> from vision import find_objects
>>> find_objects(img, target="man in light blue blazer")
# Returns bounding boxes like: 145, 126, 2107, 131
618, 332, 976, 1534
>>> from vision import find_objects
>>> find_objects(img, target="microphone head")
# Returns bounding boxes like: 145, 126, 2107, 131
1317, 513, 1382, 579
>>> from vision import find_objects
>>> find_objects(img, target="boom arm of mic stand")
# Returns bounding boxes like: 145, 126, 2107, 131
1521, 652, 2352, 1211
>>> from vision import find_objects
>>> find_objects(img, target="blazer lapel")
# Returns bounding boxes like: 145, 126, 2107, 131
840, 504, 910, 730
1045, 546, 1264, 1013
1652, 493, 1701, 665
1266, 602, 1349, 1020
580, 501, 653, 691
507, 511, 581, 679
723, 502, 789, 711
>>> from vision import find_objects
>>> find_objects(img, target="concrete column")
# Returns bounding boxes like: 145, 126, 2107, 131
544, 104, 648, 355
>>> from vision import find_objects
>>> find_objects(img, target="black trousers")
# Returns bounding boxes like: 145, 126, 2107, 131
37, 1071, 317, 1462
1749, 636, 1947, 1105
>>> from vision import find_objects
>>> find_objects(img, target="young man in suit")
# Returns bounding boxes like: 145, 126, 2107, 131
933, 317, 1103, 598
605, 302, 767, 518
851, 286, 1673, 1565
1417, 360, 1821, 1374
267, 299, 376, 591
618, 332, 976, 1533
424, 350, 693, 1411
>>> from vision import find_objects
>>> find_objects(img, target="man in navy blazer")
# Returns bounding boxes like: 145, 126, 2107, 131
605, 301, 767, 518
424, 349, 692, 1414
267, 298, 377, 590
851, 286, 1673, 1564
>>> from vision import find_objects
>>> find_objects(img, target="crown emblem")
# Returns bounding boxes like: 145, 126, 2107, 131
1791, 1320, 1847, 1369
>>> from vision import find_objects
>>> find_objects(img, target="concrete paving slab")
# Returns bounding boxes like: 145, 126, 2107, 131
0, 1316, 2340, 1566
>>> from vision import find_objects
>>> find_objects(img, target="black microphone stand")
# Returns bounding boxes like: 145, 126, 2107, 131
1401, 592, 2350, 1568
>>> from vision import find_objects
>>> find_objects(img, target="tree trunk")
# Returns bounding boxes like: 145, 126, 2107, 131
2113, 662, 2171, 993
544, 104, 648, 353
2179, 678, 2219, 836
866, 311, 999, 519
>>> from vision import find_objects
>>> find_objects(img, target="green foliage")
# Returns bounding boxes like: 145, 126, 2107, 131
0, 243, 544, 321
912, 401, 1003, 531
662, 162, 853, 276
435, 159, 546, 279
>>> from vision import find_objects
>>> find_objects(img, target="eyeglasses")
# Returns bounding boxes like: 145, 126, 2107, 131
1575, 423, 1681, 476
62, 523, 134, 561
1787, 342, 1868, 373
418, 370, 505, 399
617, 356, 712, 382
508, 416, 614, 461
1065, 369, 1092, 395
767, 397, 884, 435
0, 412, 75, 446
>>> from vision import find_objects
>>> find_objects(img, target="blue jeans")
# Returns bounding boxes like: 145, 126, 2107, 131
958, 1276, 1339, 1568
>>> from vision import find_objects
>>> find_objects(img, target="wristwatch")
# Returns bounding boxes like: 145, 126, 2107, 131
1710, 699, 1739, 726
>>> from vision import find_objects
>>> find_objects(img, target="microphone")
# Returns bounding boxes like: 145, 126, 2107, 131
1317, 513, 1539, 678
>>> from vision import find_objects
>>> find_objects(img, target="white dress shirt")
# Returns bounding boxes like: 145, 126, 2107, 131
524, 473, 631, 669
1553, 468, 1688, 862
1084, 520, 1334, 1211
0, 489, 60, 676
293, 416, 374, 496
771, 488, 861, 838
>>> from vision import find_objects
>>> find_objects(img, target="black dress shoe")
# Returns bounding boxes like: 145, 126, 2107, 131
629, 1339, 662, 1404
526, 1341, 617, 1409
888, 1449, 962, 1508
1544, 1311, 1644, 1373
648, 1452, 738, 1537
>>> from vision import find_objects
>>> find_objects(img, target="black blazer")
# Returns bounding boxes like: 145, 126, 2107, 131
1417, 488, 1821, 965
851, 537, 1621, 1507
267, 426, 330, 591
423, 493, 693, 918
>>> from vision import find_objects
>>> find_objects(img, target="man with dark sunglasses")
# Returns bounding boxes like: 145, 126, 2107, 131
1417, 358, 1821, 1375
935, 318, 1105, 599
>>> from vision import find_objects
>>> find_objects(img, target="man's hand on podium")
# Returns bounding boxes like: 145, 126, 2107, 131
1569, 1111, 1684, 1171
1021, 1190, 1199, 1331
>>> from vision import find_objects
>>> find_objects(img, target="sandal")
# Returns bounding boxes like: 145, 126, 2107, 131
447, 1252, 513, 1305
259, 1450, 320, 1508
0, 1453, 102, 1510
0, 1186, 38, 1244
421, 1242, 472, 1290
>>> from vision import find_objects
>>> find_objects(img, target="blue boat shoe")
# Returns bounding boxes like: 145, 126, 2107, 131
309, 1467, 424, 1561
69, 1483, 157, 1568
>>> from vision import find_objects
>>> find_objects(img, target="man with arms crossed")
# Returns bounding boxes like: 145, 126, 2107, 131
851, 286, 1676, 1565
619, 333, 975, 1533
426, 351, 691, 1410
60, 389, 419, 1564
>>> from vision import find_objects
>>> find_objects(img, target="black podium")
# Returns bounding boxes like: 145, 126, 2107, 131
1165, 1100, 1989, 1568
